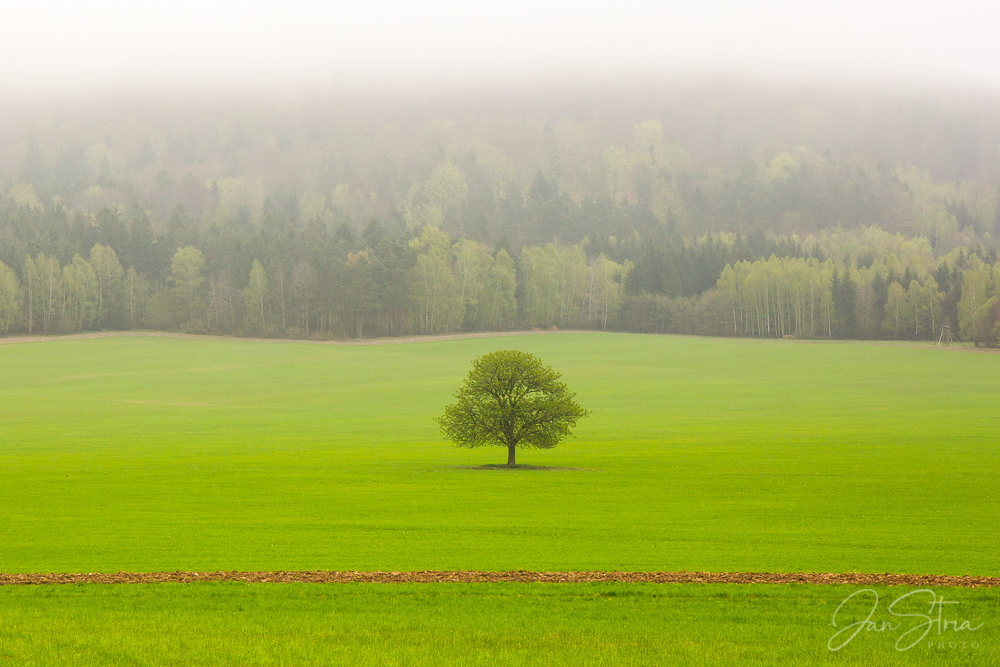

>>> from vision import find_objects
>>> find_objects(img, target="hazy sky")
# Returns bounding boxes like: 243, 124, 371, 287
3, 0, 1000, 94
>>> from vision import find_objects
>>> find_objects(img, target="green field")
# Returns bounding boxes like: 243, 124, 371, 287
1, 332, 998, 664
0, 582, 994, 666
2, 332, 998, 575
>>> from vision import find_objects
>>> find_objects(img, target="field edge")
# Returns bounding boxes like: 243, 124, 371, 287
2, 570, 998, 588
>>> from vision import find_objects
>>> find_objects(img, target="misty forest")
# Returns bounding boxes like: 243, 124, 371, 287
3, 83, 1000, 344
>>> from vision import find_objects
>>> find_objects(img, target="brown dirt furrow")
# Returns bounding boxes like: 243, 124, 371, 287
4, 330, 994, 354
0, 571, 997, 587
0, 329, 570, 347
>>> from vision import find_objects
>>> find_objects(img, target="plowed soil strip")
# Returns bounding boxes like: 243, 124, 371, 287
1, 571, 997, 588
0, 329, 565, 346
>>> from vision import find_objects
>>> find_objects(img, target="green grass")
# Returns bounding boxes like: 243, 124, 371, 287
0, 582, 996, 666
3, 332, 999, 665
1, 332, 998, 576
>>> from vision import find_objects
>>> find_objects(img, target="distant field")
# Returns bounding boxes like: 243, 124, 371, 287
1, 332, 998, 575
3, 332, 999, 665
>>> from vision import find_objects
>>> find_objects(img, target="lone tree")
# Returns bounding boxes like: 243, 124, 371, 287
437, 350, 589, 467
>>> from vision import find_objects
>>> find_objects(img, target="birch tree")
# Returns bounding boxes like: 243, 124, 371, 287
479, 248, 517, 330
411, 227, 462, 334
884, 281, 906, 339
169, 246, 205, 328
62, 255, 98, 331
289, 261, 317, 335
25, 253, 62, 334
89, 244, 124, 329
125, 267, 148, 328
0, 261, 20, 333
453, 239, 490, 329
243, 258, 269, 335
959, 255, 990, 343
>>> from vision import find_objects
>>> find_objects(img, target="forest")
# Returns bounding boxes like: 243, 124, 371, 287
2, 80, 1000, 344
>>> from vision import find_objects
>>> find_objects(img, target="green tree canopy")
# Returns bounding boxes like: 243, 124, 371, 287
169, 246, 205, 328
0, 260, 21, 333
437, 350, 589, 467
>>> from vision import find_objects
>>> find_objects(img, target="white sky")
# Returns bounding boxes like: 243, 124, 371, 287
2, 0, 1000, 94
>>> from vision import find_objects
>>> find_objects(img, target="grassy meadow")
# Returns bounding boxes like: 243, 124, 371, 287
1, 332, 998, 664
1, 332, 997, 575
0, 582, 995, 666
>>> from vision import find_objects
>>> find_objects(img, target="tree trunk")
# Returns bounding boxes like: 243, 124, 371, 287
507, 443, 516, 467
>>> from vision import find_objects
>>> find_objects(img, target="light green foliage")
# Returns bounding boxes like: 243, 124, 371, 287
21, 250, 130, 333
331, 182, 374, 223
298, 188, 331, 225
451, 241, 519, 331
719, 241, 948, 340
205, 176, 265, 227
62, 254, 98, 331
722, 256, 832, 338
124, 266, 148, 328
466, 140, 514, 199
343, 250, 372, 339
917, 202, 960, 248
169, 246, 206, 328
922, 274, 943, 335
22, 254, 36, 333
519, 243, 589, 328
0, 260, 20, 332
762, 152, 799, 182
89, 243, 124, 328
437, 350, 589, 466
631, 120, 663, 153
404, 160, 468, 230
819, 226, 936, 274
479, 248, 517, 330
588, 254, 628, 330
897, 166, 995, 251
959, 254, 993, 343
0, 333, 998, 575
243, 258, 268, 335
7, 182, 43, 211
906, 275, 943, 339
85, 142, 112, 174
24, 252, 61, 333
411, 226, 462, 334
884, 281, 907, 338
550, 118, 603, 201
600, 121, 692, 211
453, 238, 490, 329
602, 145, 629, 201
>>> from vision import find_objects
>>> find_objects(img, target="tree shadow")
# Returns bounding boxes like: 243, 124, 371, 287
452, 464, 598, 471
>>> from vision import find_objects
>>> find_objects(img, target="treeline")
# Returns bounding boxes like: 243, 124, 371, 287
621, 233, 1000, 346
0, 229, 624, 339
3, 192, 999, 345
0, 194, 631, 338
5, 84, 1000, 343
0, 187, 811, 338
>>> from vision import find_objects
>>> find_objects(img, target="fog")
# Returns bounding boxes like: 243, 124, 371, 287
3, 0, 1000, 95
